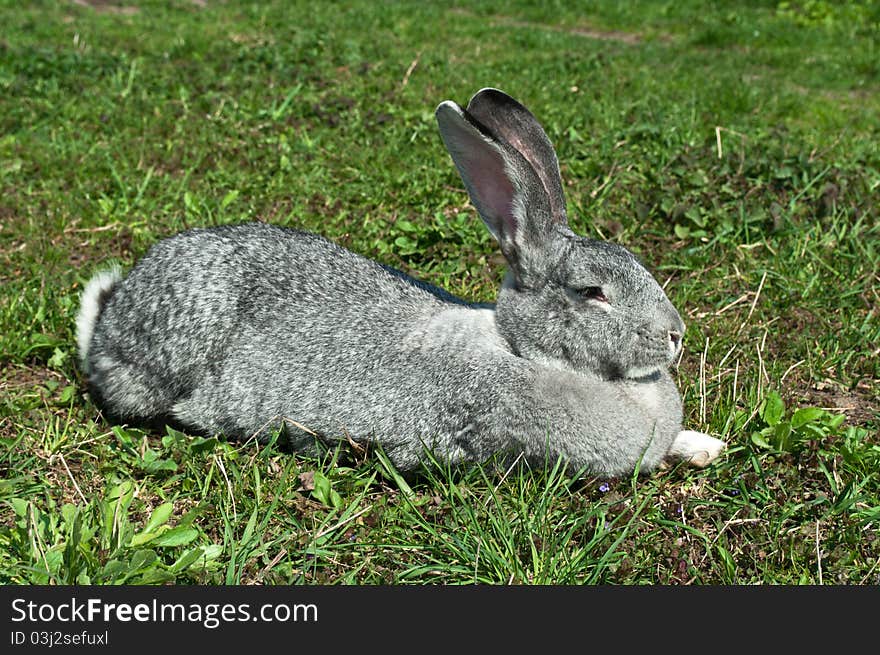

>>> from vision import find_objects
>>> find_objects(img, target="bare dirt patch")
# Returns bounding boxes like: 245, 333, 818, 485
71, 0, 140, 15
799, 380, 879, 429
63, 221, 136, 270
0, 362, 68, 398
449, 8, 662, 45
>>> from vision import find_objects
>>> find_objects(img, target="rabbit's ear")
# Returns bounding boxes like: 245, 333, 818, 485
436, 99, 562, 285
465, 88, 567, 225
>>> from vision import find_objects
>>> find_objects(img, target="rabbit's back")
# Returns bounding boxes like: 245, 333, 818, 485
90, 223, 450, 364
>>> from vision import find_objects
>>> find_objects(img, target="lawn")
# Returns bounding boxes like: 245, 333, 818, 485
0, 0, 877, 584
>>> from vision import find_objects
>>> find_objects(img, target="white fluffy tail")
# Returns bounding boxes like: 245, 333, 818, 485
76, 265, 123, 373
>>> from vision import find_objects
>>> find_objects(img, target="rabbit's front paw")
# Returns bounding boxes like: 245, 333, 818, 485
668, 430, 726, 468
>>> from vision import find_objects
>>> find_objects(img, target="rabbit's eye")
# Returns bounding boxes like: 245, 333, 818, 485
578, 286, 608, 303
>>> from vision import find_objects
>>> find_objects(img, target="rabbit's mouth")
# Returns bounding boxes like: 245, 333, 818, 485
610, 336, 678, 380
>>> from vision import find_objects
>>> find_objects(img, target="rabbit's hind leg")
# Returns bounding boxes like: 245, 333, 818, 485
85, 355, 178, 429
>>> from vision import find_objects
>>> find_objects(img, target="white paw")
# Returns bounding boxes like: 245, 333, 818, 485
668, 430, 726, 468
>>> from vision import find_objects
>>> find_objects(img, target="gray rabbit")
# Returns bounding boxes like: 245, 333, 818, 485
76, 88, 725, 478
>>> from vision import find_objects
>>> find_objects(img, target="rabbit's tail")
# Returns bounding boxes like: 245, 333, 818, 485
76, 265, 123, 373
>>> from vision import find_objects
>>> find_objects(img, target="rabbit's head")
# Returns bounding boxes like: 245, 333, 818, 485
436, 88, 685, 380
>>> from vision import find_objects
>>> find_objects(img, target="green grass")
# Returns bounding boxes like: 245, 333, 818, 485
1, 0, 878, 585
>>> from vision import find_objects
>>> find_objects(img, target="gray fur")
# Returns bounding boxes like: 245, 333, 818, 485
77, 88, 696, 478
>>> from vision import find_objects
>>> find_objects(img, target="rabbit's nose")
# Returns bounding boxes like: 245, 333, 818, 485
669, 331, 682, 350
